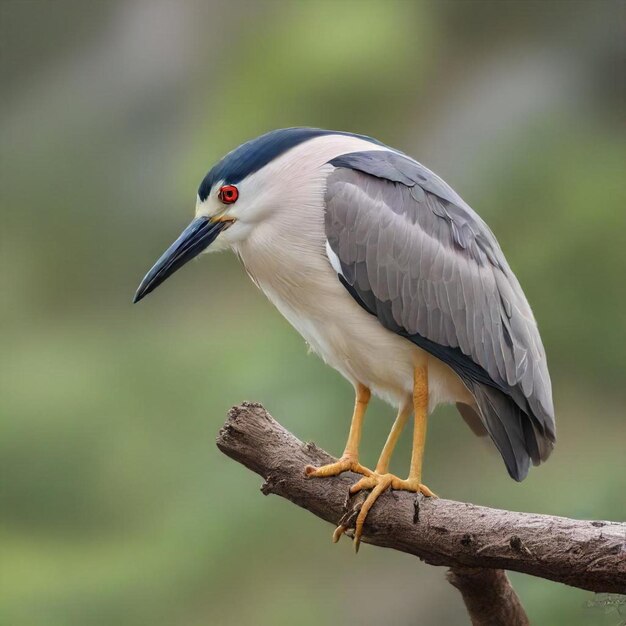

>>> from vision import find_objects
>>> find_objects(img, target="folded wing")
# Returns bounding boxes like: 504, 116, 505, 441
324, 150, 555, 480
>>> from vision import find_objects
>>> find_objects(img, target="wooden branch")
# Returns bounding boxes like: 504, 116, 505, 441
447, 567, 530, 625
216, 403, 626, 607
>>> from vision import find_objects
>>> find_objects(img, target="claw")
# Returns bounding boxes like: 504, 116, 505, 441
350, 473, 437, 550
332, 525, 346, 543
305, 458, 435, 550
354, 475, 393, 549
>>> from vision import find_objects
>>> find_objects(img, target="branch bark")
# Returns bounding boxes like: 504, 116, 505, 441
446, 567, 529, 625
216, 402, 626, 620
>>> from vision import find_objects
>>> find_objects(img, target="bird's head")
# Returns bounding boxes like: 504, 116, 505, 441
133, 128, 383, 303
133, 169, 257, 304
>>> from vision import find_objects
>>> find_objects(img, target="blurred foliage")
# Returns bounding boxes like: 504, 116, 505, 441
1, 1, 624, 625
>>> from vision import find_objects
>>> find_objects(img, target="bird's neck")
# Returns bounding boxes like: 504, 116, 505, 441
233, 195, 327, 295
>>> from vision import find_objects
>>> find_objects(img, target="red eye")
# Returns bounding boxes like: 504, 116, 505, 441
218, 184, 239, 204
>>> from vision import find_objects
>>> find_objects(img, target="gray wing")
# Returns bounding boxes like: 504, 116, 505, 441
324, 150, 555, 480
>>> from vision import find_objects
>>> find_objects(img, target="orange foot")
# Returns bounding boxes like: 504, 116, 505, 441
304, 456, 374, 480
333, 473, 437, 551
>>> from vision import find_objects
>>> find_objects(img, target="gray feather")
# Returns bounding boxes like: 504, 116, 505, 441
325, 150, 556, 479
456, 402, 488, 437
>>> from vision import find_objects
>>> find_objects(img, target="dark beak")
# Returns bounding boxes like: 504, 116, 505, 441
133, 216, 229, 303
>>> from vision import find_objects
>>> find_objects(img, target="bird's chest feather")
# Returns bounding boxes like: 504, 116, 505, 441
235, 224, 348, 359
233, 222, 419, 403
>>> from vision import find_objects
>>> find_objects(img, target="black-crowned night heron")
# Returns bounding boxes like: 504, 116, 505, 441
134, 128, 556, 549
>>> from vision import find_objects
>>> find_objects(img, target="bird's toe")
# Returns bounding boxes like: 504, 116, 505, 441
344, 473, 438, 550
304, 457, 373, 479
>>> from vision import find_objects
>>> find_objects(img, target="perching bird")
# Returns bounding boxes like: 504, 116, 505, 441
134, 128, 556, 548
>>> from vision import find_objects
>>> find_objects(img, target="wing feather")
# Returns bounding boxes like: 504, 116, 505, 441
325, 150, 556, 480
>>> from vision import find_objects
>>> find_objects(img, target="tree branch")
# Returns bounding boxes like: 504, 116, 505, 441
216, 403, 626, 612
446, 567, 530, 625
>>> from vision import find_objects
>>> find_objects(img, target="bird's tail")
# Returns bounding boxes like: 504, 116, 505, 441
463, 382, 554, 481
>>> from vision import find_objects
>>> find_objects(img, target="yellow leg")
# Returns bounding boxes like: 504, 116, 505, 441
331, 403, 410, 544
305, 383, 373, 479
348, 367, 436, 551
409, 366, 428, 483
374, 402, 412, 474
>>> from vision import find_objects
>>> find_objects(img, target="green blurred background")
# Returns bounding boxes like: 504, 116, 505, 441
1, 1, 624, 624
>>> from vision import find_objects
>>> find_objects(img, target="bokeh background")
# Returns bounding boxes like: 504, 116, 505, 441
1, 1, 625, 625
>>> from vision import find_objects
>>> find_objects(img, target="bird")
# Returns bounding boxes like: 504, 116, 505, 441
134, 127, 556, 549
